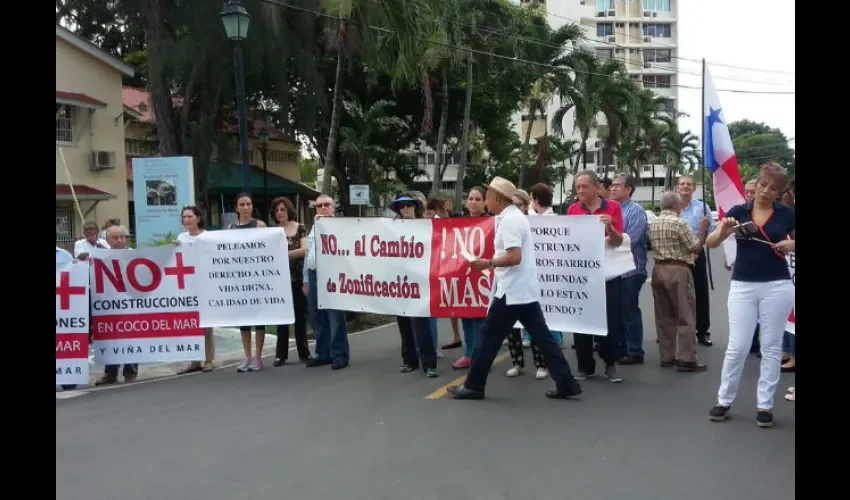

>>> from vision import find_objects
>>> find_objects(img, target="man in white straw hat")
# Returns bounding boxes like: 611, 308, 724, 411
448, 177, 582, 400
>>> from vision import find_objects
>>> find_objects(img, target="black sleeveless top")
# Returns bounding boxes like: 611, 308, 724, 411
229, 219, 259, 229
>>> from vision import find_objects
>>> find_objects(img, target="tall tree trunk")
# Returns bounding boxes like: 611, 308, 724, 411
453, 44, 474, 210
430, 66, 450, 197
518, 101, 534, 189
651, 162, 657, 207
140, 0, 179, 156
321, 19, 349, 196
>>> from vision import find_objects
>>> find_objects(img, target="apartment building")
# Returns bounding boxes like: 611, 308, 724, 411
515, 0, 681, 203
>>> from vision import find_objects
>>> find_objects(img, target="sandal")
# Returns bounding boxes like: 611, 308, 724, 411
202, 361, 214, 372
441, 340, 462, 350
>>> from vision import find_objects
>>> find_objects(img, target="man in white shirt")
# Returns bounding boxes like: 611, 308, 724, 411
448, 177, 582, 400
303, 195, 350, 370
95, 225, 139, 385
74, 221, 109, 260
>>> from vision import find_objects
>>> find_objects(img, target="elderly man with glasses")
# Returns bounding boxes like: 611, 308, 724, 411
303, 195, 350, 370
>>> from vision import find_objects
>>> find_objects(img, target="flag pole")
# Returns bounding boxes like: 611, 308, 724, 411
701, 58, 714, 290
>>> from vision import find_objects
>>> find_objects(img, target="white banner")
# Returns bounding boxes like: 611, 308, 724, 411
316, 217, 433, 316
194, 228, 294, 327
516, 216, 608, 336
314, 216, 609, 335
56, 261, 90, 385
90, 246, 204, 364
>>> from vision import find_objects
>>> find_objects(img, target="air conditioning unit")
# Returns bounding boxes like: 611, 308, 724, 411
652, 12, 658, 17
643, 36, 651, 42
608, 36, 616, 42
643, 10, 651, 16
607, 9, 615, 16
598, 11, 606, 16
89, 150, 116, 170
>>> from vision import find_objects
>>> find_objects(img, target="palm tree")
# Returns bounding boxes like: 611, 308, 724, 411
320, 0, 437, 195
517, 22, 584, 188
661, 123, 701, 188
551, 51, 634, 171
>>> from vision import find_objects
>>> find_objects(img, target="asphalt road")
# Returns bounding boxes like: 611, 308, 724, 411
56, 248, 795, 500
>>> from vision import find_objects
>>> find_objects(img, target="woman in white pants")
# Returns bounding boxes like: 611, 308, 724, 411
705, 162, 795, 428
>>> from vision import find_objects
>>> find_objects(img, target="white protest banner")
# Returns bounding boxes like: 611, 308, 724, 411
194, 228, 294, 327
56, 261, 90, 385
515, 216, 608, 336
786, 252, 795, 334
316, 217, 435, 316
314, 216, 609, 335
90, 246, 204, 364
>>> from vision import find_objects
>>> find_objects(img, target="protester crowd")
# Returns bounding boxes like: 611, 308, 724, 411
57, 161, 795, 427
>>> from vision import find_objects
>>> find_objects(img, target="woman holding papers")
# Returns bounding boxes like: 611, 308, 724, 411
706, 162, 795, 428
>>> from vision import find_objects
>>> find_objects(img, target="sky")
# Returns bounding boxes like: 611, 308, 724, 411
676, 0, 796, 143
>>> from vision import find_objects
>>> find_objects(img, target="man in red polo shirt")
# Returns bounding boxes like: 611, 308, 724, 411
567, 170, 626, 383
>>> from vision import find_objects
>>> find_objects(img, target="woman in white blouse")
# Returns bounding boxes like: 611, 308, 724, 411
173, 205, 215, 374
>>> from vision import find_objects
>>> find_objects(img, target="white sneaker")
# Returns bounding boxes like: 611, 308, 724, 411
248, 358, 263, 371
535, 367, 548, 380
237, 358, 251, 373
436, 351, 445, 359
506, 366, 523, 377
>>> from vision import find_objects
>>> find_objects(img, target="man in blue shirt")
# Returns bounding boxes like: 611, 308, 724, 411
676, 175, 715, 347
611, 174, 648, 363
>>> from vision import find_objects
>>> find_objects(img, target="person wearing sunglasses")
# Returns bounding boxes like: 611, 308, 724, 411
389, 193, 439, 378
303, 195, 350, 370
706, 162, 795, 428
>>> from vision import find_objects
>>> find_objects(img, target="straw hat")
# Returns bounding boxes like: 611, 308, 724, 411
487, 176, 516, 201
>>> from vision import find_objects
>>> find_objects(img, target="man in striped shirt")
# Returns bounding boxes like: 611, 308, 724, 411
611, 174, 648, 364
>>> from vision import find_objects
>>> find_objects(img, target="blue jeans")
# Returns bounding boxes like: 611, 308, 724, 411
619, 273, 646, 357
461, 318, 485, 358
782, 331, 795, 356
306, 270, 350, 362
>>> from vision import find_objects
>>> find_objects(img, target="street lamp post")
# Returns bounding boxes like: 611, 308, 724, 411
220, 0, 251, 194
258, 126, 269, 222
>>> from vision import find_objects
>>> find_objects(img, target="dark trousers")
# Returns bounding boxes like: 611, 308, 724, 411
507, 329, 545, 368
692, 248, 711, 336
619, 273, 646, 357
104, 364, 138, 378
465, 296, 575, 392
397, 316, 437, 371
575, 277, 623, 374
276, 280, 311, 361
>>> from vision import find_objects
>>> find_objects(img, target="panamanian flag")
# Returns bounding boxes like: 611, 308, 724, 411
703, 65, 745, 218
703, 65, 745, 264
